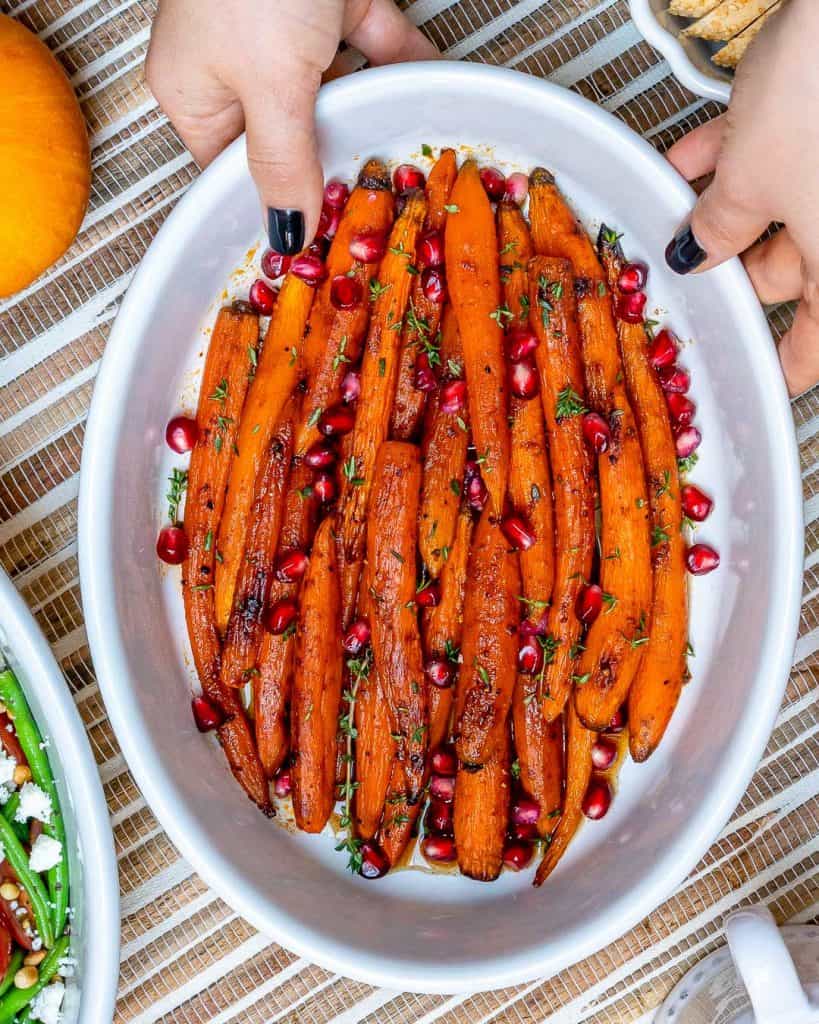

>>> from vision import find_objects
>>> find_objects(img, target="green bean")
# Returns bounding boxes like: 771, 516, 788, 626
0, 934, 69, 1024
0, 818, 53, 951
0, 670, 69, 937
0, 950, 23, 999
1, 796, 30, 846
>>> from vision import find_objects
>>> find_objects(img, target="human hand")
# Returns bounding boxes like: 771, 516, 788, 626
146, 0, 437, 254
664, 0, 819, 395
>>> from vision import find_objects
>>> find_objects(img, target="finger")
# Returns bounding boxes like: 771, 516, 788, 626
346, 0, 439, 64
742, 229, 805, 305
665, 115, 727, 182
778, 279, 819, 396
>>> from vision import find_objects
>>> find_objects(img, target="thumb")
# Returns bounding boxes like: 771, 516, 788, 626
241, 65, 324, 255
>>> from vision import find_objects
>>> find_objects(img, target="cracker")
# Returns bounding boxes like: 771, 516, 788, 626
683, 0, 779, 41
712, 0, 782, 65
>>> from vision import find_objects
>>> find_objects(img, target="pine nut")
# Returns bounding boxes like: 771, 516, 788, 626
12, 765, 31, 786
0, 883, 19, 901
23, 951, 45, 967
14, 966, 38, 989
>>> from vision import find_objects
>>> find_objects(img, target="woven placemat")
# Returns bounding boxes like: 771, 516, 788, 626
1, 1, 816, 1021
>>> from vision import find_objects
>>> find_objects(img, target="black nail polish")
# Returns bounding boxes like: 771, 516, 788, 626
665, 225, 707, 275
267, 208, 304, 255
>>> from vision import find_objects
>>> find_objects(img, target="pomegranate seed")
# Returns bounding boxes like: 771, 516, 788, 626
165, 415, 198, 453
425, 800, 454, 836
503, 842, 533, 871
261, 249, 291, 279
393, 163, 425, 193
304, 442, 336, 469
317, 204, 341, 241
582, 412, 612, 454
330, 274, 363, 310
276, 549, 309, 582
681, 484, 713, 522
464, 462, 488, 513
421, 267, 447, 304
505, 326, 539, 362
263, 598, 298, 635
290, 252, 327, 285
659, 364, 691, 394
501, 514, 536, 551
418, 230, 444, 268
511, 821, 539, 842
667, 392, 696, 426
157, 525, 187, 564
607, 706, 627, 734
615, 291, 647, 324
343, 618, 371, 655
504, 172, 528, 205
512, 796, 540, 827
479, 166, 506, 201
350, 231, 387, 263
517, 638, 544, 675
430, 745, 457, 777
323, 180, 349, 210
591, 738, 618, 771
313, 472, 336, 503
360, 840, 390, 879
421, 834, 456, 863
440, 379, 466, 414
248, 279, 277, 316
413, 352, 438, 392
582, 778, 612, 820
576, 583, 603, 626
685, 543, 720, 575
520, 613, 548, 638
191, 695, 224, 733
674, 425, 702, 459
318, 403, 355, 437
340, 370, 361, 404
430, 774, 455, 803
274, 768, 291, 797
617, 261, 648, 294
649, 328, 678, 368
510, 360, 539, 400
416, 581, 440, 608
426, 659, 453, 688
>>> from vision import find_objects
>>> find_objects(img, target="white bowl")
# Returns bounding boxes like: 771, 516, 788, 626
629, 0, 733, 104
79, 62, 801, 994
0, 569, 119, 1021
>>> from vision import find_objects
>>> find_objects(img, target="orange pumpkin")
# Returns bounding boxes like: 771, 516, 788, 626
0, 13, 90, 298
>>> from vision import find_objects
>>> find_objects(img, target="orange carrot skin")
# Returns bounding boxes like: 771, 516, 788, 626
444, 160, 509, 514
183, 304, 271, 814
454, 735, 511, 881
215, 274, 313, 632
513, 674, 564, 836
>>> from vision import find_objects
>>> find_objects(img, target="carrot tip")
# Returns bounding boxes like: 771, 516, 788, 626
529, 166, 555, 186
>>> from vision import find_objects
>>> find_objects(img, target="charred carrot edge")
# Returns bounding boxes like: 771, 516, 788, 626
526, 257, 595, 722
367, 441, 427, 802
391, 148, 458, 441
377, 762, 415, 867
290, 517, 342, 832
512, 677, 564, 837
534, 701, 593, 885
214, 275, 314, 632
598, 228, 688, 761
338, 192, 427, 564
444, 160, 510, 514
455, 507, 520, 766
418, 304, 468, 578
454, 733, 511, 882
183, 304, 271, 813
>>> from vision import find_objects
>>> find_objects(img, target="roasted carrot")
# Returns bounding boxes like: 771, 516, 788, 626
598, 228, 688, 761
454, 508, 520, 767
529, 169, 652, 731
391, 148, 458, 441
534, 702, 594, 886
444, 160, 509, 514
512, 676, 563, 837
214, 274, 314, 632
290, 517, 343, 832
337, 192, 427, 565
183, 303, 271, 813
454, 734, 511, 881
367, 441, 427, 802
418, 304, 468, 578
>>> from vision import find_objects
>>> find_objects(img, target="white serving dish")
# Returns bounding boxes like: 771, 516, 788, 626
630, 0, 733, 104
79, 62, 801, 994
0, 569, 119, 1021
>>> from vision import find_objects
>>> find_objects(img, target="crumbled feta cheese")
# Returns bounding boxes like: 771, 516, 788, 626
29, 834, 62, 873
14, 783, 52, 825
29, 980, 64, 1024
56, 955, 76, 978
0, 751, 16, 789
31, 935, 42, 951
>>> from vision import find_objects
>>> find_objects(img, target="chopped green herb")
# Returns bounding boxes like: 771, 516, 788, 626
449, 478, 461, 497
489, 303, 514, 327
307, 407, 322, 428
444, 203, 459, 214
597, 281, 607, 297
166, 468, 188, 524
500, 240, 518, 256
555, 386, 587, 421
209, 378, 228, 405
651, 524, 670, 547
332, 336, 350, 371
571, 672, 591, 686
602, 591, 617, 612
678, 452, 699, 475
369, 278, 392, 302
204, 530, 213, 552
422, 143, 433, 157
390, 549, 405, 563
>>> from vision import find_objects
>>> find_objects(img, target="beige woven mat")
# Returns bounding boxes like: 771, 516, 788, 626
1, 0, 817, 1020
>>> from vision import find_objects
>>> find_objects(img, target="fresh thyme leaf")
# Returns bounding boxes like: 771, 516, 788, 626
166, 468, 188, 523
489, 304, 514, 327
651, 524, 670, 547
517, 595, 549, 611
555, 386, 587, 421
422, 143, 433, 157
204, 530, 213, 552
390, 549, 405, 563
248, 345, 258, 369
447, 358, 463, 378
209, 378, 228, 405
602, 591, 617, 612
678, 452, 699, 475
307, 407, 322, 428
571, 672, 591, 686
444, 203, 459, 214
378, 357, 386, 377
656, 469, 672, 497
449, 478, 461, 496
597, 281, 607, 297
332, 336, 350, 371
369, 278, 392, 302
190, 583, 212, 592
444, 638, 461, 664
510, 759, 521, 780
500, 240, 518, 255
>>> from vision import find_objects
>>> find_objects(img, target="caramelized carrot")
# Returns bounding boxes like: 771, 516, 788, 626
215, 275, 314, 632
454, 734, 511, 881
291, 517, 343, 832
444, 160, 509, 513
183, 304, 270, 813
512, 676, 563, 836
391, 148, 458, 441
598, 228, 688, 761
455, 508, 520, 766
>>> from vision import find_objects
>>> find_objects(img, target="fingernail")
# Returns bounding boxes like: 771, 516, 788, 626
267, 208, 304, 255
665, 225, 707, 275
